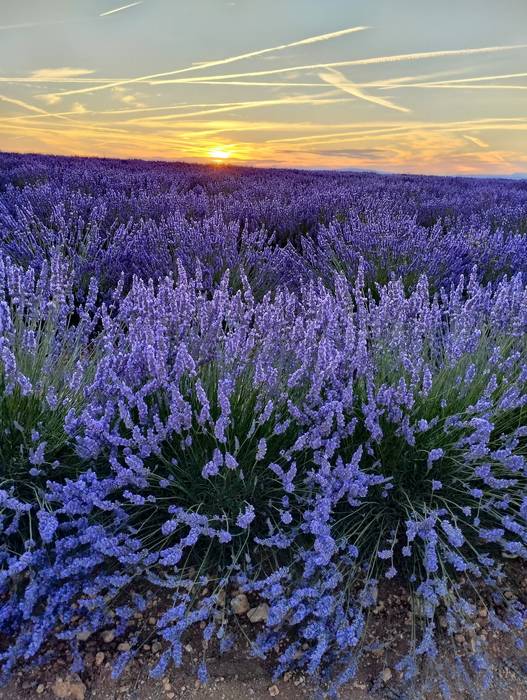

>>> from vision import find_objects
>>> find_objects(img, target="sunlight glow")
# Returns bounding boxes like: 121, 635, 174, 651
208, 146, 233, 161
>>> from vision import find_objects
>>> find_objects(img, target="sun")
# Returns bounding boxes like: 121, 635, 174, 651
208, 147, 232, 162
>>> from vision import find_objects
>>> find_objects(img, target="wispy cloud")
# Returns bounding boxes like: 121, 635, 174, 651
100, 2, 143, 17
36, 94, 63, 106
41, 25, 368, 98
30, 67, 95, 80
464, 135, 489, 148
319, 67, 410, 113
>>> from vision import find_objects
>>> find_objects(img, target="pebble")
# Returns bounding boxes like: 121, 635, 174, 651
117, 642, 131, 652
268, 685, 280, 696
101, 630, 115, 644
95, 652, 105, 667
51, 675, 86, 700
36, 685, 45, 695
382, 668, 393, 683
76, 631, 92, 642
247, 603, 270, 624
231, 593, 250, 615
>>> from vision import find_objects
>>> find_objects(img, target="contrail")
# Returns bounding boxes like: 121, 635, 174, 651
0, 94, 50, 115
390, 83, 527, 90
0, 19, 68, 31
319, 67, 411, 113
41, 25, 368, 98
396, 71, 527, 86
148, 44, 527, 85
100, 2, 143, 17
266, 118, 527, 145
127, 94, 351, 124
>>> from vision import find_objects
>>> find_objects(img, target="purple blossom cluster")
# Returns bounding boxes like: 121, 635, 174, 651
1, 152, 526, 296
1, 152, 527, 694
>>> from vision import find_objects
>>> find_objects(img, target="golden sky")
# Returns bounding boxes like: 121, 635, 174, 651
1, 0, 527, 175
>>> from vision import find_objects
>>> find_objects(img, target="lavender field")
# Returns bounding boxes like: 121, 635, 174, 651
1, 151, 527, 695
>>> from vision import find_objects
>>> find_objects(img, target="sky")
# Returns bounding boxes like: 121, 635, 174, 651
0, 0, 526, 175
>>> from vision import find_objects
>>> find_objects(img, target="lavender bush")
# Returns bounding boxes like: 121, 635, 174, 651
0, 152, 526, 695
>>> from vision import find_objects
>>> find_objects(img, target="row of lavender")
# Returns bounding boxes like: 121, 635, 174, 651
1, 152, 527, 694
2, 152, 527, 295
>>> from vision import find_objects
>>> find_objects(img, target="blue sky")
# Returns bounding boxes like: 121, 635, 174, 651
1, 0, 526, 173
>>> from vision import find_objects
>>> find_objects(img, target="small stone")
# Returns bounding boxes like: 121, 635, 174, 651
455, 634, 465, 645
167, 694, 175, 699
382, 668, 392, 683
148, 617, 157, 625
95, 652, 105, 667
268, 685, 280, 696
247, 603, 269, 624
76, 631, 91, 642
152, 641, 162, 653
101, 630, 115, 644
51, 675, 86, 700
231, 593, 250, 615
36, 685, 45, 695
478, 607, 488, 618
504, 590, 515, 600
117, 642, 131, 652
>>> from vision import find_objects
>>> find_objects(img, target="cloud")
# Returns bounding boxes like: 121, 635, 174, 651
319, 68, 410, 113
464, 135, 489, 148
36, 94, 63, 106
311, 147, 391, 159
30, 68, 94, 80
100, 2, 143, 17
40, 25, 368, 98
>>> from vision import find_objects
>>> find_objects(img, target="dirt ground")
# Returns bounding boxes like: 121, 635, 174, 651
1, 634, 527, 700
2, 578, 527, 699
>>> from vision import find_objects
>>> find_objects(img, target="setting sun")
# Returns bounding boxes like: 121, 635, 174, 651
208, 147, 232, 162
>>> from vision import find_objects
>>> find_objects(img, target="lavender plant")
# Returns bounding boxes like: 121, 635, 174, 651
1, 152, 527, 696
